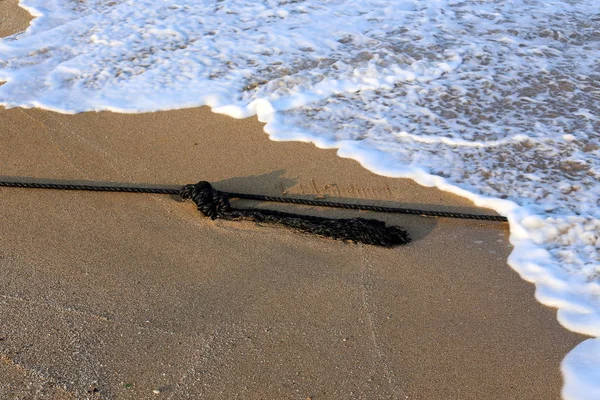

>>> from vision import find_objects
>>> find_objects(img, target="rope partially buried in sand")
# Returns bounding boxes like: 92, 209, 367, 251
0, 179, 508, 247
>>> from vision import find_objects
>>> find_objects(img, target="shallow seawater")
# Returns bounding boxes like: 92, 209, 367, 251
0, 0, 599, 398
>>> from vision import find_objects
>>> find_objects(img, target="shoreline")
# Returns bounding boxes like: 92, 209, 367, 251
0, 2, 589, 398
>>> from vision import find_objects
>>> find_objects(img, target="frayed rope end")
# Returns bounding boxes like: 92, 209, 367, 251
180, 181, 410, 247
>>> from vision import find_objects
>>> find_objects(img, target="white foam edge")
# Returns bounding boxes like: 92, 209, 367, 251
257, 101, 600, 398
14, 0, 45, 35
562, 338, 600, 400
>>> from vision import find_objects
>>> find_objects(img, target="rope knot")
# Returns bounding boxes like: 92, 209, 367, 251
179, 181, 231, 219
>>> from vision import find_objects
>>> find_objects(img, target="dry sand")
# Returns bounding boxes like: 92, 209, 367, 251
0, 3, 587, 399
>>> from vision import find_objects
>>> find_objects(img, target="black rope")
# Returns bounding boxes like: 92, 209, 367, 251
0, 180, 507, 222
0, 179, 508, 247
0, 181, 180, 195
228, 192, 507, 222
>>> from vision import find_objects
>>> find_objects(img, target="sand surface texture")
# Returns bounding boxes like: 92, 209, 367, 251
0, 2, 587, 399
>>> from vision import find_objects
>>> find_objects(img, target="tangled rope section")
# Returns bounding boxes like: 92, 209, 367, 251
179, 181, 410, 247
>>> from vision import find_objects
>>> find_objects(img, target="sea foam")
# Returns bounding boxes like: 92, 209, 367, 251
1, 0, 599, 397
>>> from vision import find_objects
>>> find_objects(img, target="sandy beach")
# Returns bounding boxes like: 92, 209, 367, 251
0, 2, 588, 399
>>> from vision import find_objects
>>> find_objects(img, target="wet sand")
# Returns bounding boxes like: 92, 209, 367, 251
0, 2, 587, 399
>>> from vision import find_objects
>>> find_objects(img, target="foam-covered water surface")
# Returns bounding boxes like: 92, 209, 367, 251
1, 0, 599, 397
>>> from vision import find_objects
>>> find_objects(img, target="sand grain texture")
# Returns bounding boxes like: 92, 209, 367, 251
0, 0, 31, 39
